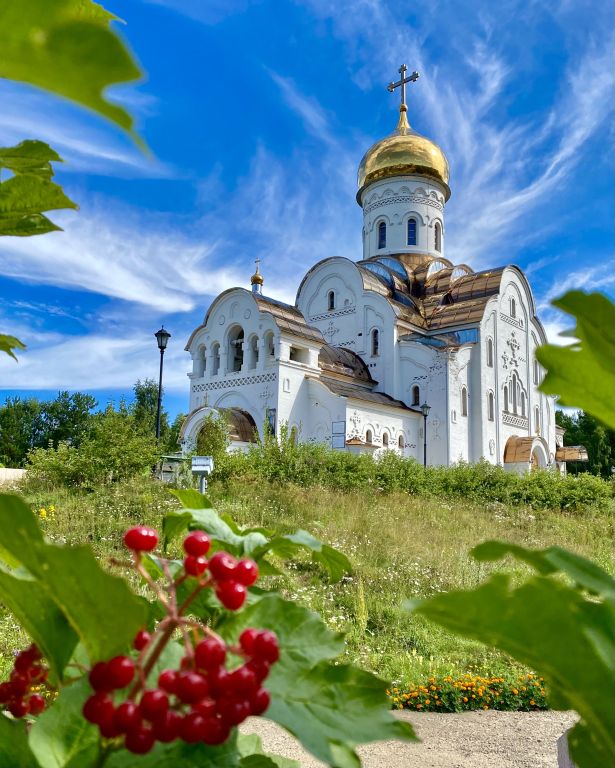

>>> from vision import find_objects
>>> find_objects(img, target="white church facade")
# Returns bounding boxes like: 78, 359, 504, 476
181, 69, 561, 473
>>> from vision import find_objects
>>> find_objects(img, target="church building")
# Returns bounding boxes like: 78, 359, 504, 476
182, 67, 562, 473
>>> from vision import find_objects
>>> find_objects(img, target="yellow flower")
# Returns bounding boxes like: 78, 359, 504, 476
463, 697, 468, 702
49, 505, 55, 512
512, 688, 518, 695
425, 699, 430, 705
530, 699, 535, 706
39, 508, 47, 519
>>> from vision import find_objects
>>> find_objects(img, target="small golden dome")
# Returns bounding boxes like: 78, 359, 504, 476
357, 106, 450, 203
251, 271, 264, 285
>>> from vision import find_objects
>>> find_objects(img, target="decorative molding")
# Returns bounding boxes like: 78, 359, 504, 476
500, 312, 523, 329
193, 372, 276, 392
309, 306, 356, 322
323, 320, 340, 344
503, 412, 529, 428
364, 194, 443, 214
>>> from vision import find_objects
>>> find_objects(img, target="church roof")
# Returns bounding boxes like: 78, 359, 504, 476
356, 255, 506, 332
314, 376, 415, 412
253, 294, 325, 343
318, 345, 373, 386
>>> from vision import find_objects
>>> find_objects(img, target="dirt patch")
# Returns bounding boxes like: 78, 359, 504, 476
242, 710, 577, 767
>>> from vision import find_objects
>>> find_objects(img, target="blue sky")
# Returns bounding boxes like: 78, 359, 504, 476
1, 0, 613, 420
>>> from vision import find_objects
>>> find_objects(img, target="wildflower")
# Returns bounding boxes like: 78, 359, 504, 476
39, 508, 47, 519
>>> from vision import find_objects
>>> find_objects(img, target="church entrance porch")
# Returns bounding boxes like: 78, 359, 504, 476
180, 405, 259, 454
503, 435, 551, 475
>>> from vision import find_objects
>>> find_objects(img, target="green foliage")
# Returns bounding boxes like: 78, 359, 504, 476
195, 411, 231, 468
557, 409, 615, 478
409, 543, 615, 768
537, 291, 615, 429
0, 333, 26, 360
131, 379, 169, 440
215, 442, 613, 512
0, 710, 37, 766
0, 494, 148, 678
163, 491, 352, 582
27, 404, 159, 488
0, 140, 78, 237
221, 594, 414, 768
0, 0, 142, 137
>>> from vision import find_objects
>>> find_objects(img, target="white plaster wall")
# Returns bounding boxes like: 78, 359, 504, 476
448, 345, 472, 463
359, 177, 447, 260
344, 402, 420, 459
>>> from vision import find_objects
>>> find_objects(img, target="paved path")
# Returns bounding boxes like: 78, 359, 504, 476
242, 710, 577, 767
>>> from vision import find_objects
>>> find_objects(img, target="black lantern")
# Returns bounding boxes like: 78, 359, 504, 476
154, 326, 171, 440
420, 402, 431, 467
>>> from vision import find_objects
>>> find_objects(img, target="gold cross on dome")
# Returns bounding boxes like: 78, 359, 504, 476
254, 257, 261, 273
387, 64, 419, 108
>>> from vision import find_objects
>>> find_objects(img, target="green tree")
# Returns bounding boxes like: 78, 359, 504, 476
166, 412, 186, 453
0, 397, 43, 467
556, 409, 615, 477
196, 411, 231, 469
130, 379, 169, 440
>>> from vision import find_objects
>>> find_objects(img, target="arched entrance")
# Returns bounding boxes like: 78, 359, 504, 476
503, 435, 550, 474
180, 405, 258, 454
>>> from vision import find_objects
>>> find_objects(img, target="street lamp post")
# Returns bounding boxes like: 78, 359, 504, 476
420, 401, 431, 467
154, 326, 171, 440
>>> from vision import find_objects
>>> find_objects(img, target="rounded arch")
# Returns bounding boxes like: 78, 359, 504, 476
381, 430, 389, 447
377, 219, 387, 250
398, 433, 405, 450
365, 427, 374, 444
226, 323, 245, 372
246, 332, 259, 370
411, 384, 420, 406
370, 327, 380, 357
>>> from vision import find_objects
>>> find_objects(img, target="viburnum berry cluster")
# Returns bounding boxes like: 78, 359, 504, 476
0, 644, 48, 718
82, 525, 279, 755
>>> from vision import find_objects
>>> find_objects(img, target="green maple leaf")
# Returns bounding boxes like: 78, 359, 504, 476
536, 291, 615, 428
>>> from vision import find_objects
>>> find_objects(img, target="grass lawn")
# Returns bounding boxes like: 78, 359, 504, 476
2, 476, 613, 690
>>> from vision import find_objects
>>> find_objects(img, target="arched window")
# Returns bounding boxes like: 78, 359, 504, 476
487, 338, 493, 368
247, 334, 259, 370
411, 385, 420, 406
535, 406, 541, 433
327, 290, 335, 311
461, 386, 468, 416
504, 385, 509, 411
365, 429, 373, 444
533, 359, 539, 385
371, 328, 379, 357
488, 392, 495, 421
407, 217, 417, 246
382, 432, 389, 447
377, 221, 386, 250
212, 343, 220, 376
510, 297, 516, 318
398, 434, 405, 450
512, 374, 518, 413
434, 222, 442, 252
521, 392, 526, 416
228, 326, 244, 372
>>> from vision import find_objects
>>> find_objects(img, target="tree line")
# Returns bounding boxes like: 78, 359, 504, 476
0, 380, 184, 468
556, 409, 615, 478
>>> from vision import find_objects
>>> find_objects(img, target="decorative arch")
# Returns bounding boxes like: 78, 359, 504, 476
377, 220, 387, 250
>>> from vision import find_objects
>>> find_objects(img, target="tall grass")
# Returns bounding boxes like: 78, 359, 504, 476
5, 473, 611, 690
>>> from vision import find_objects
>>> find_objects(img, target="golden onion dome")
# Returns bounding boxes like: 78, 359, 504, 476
357, 105, 450, 203
250, 264, 264, 286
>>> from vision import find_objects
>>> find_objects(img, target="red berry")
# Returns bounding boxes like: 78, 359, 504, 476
202, 716, 230, 745
8, 673, 28, 698
125, 724, 155, 754
176, 671, 209, 704
207, 667, 230, 697
153, 709, 181, 743
14, 650, 36, 673
114, 701, 142, 733
0, 682, 13, 704
83, 693, 114, 725
229, 665, 258, 696
140, 689, 169, 721
27, 664, 48, 683
28, 694, 46, 715
184, 555, 208, 577
88, 661, 111, 692
192, 698, 216, 718
99, 710, 122, 739
123, 526, 159, 552
253, 631, 280, 663
157, 668, 179, 694
183, 530, 211, 557
133, 629, 151, 651
239, 628, 259, 655
107, 656, 135, 689
216, 581, 247, 610
234, 559, 259, 587
246, 659, 270, 683
251, 688, 271, 715
194, 637, 226, 671
179, 711, 207, 743
208, 552, 237, 581
217, 697, 251, 726
8, 698, 29, 718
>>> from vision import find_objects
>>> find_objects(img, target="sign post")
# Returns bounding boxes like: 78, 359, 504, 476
191, 456, 214, 494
